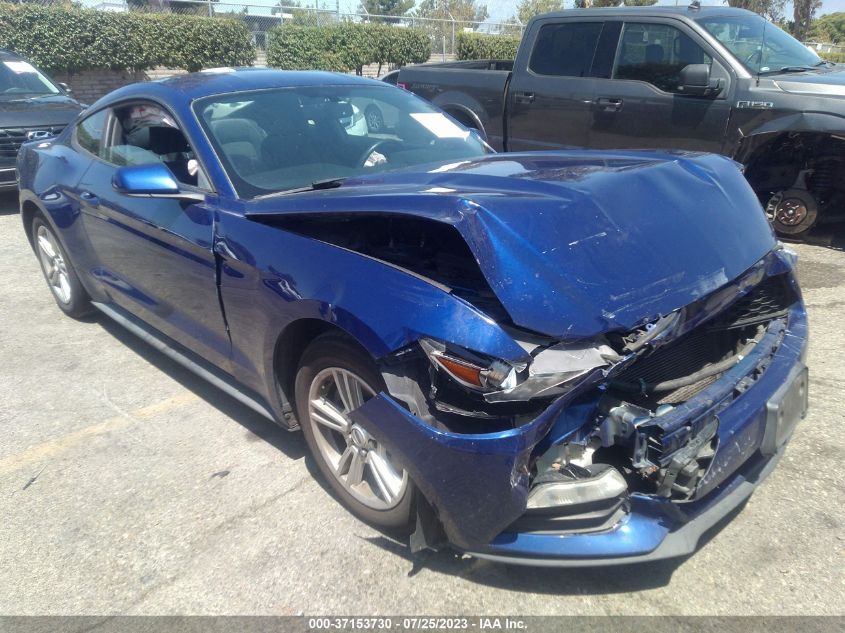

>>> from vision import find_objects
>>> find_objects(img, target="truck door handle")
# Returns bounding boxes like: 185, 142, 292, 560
514, 91, 535, 104
596, 97, 623, 112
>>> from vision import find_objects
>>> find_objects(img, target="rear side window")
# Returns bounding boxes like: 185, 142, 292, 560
529, 22, 603, 77
613, 22, 712, 93
75, 110, 107, 157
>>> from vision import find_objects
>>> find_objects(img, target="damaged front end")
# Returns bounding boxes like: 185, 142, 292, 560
351, 248, 808, 564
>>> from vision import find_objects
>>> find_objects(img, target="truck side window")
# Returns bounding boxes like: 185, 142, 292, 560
613, 22, 711, 93
529, 22, 603, 78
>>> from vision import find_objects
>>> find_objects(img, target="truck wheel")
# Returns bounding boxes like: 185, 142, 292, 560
765, 189, 818, 238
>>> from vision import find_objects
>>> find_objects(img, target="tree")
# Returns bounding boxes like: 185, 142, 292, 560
574, 0, 657, 6
413, 0, 488, 25
809, 11, 845, 43
793, 0, 822, 40
515, 0, 561, 24
359, 0, 414, 22
726, 0, 785, 23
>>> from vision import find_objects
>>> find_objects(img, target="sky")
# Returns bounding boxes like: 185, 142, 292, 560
82, 0, 845, 28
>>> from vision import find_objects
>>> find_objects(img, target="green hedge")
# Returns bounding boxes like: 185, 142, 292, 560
456, 32, 521, 60
820, 51, 845, 63
267, 23, 430, 74
0, 3, 254, 74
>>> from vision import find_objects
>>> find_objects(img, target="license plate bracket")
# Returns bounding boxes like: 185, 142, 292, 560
761, 364, 808, 456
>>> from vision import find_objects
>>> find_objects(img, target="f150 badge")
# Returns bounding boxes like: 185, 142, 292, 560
736, 100, 774, 109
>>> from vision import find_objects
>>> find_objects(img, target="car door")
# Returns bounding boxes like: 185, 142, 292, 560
587, 19, 733, 153
507, 18, 613, 151
74, 100, 230, 370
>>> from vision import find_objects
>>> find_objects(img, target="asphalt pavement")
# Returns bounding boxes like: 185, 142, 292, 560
0, 191, 842, 615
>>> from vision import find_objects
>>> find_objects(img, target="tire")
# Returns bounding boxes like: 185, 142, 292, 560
765, 189, 819, 238
365, 105, 384, 133
295, 333, 414, 531
31, 215, 93, 318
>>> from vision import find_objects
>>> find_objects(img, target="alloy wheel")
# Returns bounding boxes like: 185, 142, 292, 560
36, 225, 72, 304
307, 367, 408, 510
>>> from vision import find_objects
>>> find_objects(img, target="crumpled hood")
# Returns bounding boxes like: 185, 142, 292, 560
246, 150, 777, 339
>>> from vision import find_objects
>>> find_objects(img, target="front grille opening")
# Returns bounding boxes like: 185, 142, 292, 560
607, 273, 795, 409
709, 273, 797, 330
0, 126, 65, 160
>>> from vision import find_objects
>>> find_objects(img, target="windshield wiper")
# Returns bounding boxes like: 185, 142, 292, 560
261, 177, 347, 197
760, 66, 818, 75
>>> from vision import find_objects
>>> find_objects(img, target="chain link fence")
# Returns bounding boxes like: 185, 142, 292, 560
91, 0, 523, 58
804, 41, 845, 54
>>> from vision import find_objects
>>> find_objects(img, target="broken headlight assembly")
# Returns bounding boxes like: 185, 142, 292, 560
419, 336, 621, 403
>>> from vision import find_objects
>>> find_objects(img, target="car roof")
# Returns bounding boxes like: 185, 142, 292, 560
533, 6, 758, 20
105, 68, 386, 104
0, 49, 23, 60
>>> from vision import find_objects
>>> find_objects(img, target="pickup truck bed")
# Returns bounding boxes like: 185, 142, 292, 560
399, 61, 513, 149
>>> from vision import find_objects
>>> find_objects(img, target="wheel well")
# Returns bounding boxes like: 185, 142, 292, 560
444, 107, 481, 132
272, 319, 372, 420
21, 200, 41, 248
741, 132, 845, 194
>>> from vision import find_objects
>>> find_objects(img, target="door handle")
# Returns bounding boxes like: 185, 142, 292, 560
596, 97, 623, 112
513, 91, 535, 104
80, 190, 100, 205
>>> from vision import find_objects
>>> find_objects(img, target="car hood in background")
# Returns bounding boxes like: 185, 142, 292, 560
246, 150, 777, 340
0, 94, 83, 128
770, 66, 845, 97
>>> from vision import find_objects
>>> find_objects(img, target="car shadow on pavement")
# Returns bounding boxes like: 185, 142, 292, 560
0, 191, 19, 215
95, 315, 306, 462
360, 498, 751, 594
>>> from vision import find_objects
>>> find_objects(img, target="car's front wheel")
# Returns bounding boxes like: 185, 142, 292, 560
31, 215, 92, 318
295, 333, 414, 530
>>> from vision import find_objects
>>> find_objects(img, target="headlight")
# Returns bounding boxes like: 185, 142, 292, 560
419, 338, 520, 391
419, 337, 620, 402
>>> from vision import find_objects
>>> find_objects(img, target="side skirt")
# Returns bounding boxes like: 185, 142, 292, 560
92, 301, 277, 423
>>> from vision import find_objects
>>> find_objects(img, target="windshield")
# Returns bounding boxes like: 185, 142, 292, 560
0, 57, 60, 98
696, 14, 822, 74
194, 84, 489, 198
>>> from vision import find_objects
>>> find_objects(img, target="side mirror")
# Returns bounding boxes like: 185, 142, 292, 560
112, 163, 204, 202
58, 82, 73, 94
678, 64, 723, 97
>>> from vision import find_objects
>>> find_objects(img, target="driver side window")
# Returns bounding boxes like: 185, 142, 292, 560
613, 22, 712, 93
100, 102, 208, 189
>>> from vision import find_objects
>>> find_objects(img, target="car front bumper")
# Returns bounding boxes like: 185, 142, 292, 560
350, 302, 808, 566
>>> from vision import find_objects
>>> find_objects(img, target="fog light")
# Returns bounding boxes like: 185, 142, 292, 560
526, 467, 628, 510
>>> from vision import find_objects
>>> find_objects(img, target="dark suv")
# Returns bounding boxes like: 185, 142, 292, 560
0, 49, 84, 190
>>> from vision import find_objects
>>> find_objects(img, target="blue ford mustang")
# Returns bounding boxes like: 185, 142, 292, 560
18, 69, 809, 566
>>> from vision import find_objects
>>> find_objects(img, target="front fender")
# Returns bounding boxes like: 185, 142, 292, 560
214, 212, 529, 407
734, 111, 845, 162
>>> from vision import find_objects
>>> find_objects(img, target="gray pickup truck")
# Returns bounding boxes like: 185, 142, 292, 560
399, 6, 845, 237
